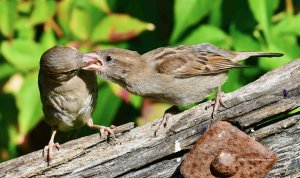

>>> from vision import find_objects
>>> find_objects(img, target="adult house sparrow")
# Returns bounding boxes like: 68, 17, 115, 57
90, 43, 283, 135
38, 45, 115, 162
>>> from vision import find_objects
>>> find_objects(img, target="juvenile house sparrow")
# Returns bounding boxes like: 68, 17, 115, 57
39, 45, 115, 162
90, 43, 283, 135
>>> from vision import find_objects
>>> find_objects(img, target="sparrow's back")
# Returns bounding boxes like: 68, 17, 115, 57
139, 43, 282, 106
142, 43, 282, 77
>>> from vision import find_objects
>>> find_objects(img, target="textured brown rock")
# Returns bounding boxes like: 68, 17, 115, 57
181, 121, 277, 178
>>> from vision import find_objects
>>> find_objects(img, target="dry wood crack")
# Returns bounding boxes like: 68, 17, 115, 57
1, 59, 300, 177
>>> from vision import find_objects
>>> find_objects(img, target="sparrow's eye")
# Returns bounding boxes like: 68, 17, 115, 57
105, 56, 113, 62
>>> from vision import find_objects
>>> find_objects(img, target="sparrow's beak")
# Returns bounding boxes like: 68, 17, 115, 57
81, 53, 102, 71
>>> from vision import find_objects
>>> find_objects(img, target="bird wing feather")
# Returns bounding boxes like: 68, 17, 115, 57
142, 45, 246, 78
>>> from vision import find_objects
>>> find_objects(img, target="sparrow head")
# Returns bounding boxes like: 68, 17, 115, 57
40, 45, 82, 72
40, 45, 101, 82
83, 48, 144, 81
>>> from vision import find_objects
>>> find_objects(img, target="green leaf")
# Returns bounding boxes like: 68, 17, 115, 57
0, 63, 16, 81
29, 0, 56, 25
288, 107, 300, 115
17, 0, 33, 13
248, 0, 279, 43
208, 0, 223, 27
180, 25, 231, 48
230, 25, 260, 51
130, 95, 142, 109
242, 67, 263, 82
59, 0, 105, 39
41, 28, 57, 49
69, 6, 92, 40
8, 125, 19, 159
171, 0, 213, 43
90, 0, 111, 13
15, 18, 35, 40
91, 14, 154, 42
0, 120, 9, 157
92, 83, 122, 126
0, 0, 18, 37
73, 0, 106, 27
57, 0, 73, 37
1, 40, 45, 72
259, 34, 299, 70
0, 93, 18, 124
222, 70, 243, 93
272, 12, 300, 36
17, 71, 43, 134
259, 12, 300, 70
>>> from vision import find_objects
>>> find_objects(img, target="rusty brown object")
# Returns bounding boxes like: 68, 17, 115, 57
181, 121, 277, 178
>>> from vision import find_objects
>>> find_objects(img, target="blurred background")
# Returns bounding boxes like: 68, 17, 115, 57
0, 0, 300, 162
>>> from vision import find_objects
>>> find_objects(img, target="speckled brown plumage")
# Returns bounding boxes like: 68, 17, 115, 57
89, 43, 283, 135
39, 46, 115, 163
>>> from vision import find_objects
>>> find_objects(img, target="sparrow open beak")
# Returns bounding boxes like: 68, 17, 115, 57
81, 53, 102, 71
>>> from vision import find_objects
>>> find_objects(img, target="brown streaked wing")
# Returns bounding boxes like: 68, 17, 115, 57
145, 46, 246, 78
155, 57, 192, 74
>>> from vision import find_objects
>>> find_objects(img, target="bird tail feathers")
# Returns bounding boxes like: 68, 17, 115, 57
232, 52, 283, 63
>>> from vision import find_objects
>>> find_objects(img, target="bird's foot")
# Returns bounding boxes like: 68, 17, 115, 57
154, 114, 170, 137
218, 92, 227, 108
87, 119, 116, 140
42, 128, 59, 163
205, 87, 227, 124
43, 141, 60, 163
153, 105, 179, 137
205, 93, 226, 109
211, 91, 226, 120
98, 125, 116, 139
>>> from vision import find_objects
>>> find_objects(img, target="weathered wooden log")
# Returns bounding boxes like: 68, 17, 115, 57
1, 58, 300, 178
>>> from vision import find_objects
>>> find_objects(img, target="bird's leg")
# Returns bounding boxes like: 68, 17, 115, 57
43, 127, 60, 163
211, 85, 226, 121
154, 105, 180, 136
87, 118, 116, 139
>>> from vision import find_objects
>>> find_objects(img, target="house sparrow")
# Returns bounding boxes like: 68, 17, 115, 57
89, 43, 283, 135
38, 45, 115, 162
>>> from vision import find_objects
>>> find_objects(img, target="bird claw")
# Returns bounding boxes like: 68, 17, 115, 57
87, 119, 116, 140
206, 93, 226, 109
154, 116, 169, 137
205, 87, 227, 122
205, 100, 215, 110
212, 92, 227, 120
218, 92, 227, 108
42, 142, 60, 162
99, 125, 116, 139
153, 105, 180, 136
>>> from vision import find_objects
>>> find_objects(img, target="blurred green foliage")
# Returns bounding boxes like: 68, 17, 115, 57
0, 0, 299, 162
